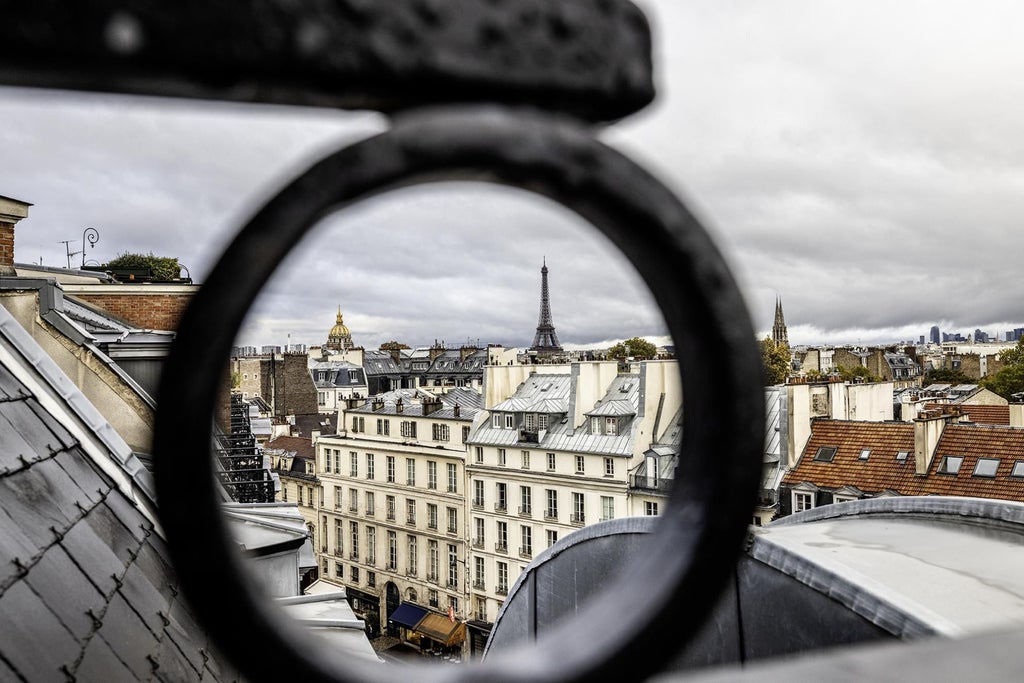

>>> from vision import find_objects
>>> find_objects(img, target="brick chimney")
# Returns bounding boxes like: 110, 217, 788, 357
1011, 400, 1024, 428
0, 195, 32, 276
913, 406, 965, 475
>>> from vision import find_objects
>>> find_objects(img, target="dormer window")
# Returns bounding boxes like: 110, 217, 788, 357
492, 413, 501, 428
605, 417, 618, 436
538, 414, 549, 430
938, 455, 963, 475
505, 414, 514, 429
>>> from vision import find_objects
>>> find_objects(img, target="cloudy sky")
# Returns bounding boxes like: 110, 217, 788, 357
2, 0, 1023, 349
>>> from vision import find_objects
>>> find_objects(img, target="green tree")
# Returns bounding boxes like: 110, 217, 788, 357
104, 252, 182, 280
836, 364, 880, 382
607, 337, 658, 360
760, 336, 791, 385
804, 369, 826, 382
981, 338, 1024, 399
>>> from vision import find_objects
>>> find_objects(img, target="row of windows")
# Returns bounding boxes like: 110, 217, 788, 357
326, 561, 461, 613
471, 482, 619, 523
814, 446, 1024, 479
472, 447, 617, 477
322, 450, 461, 492
329, 520, 462, 583
348, 416, 470, 443
329, 488, 460, 532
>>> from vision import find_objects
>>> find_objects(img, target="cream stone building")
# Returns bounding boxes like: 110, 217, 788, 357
465, 360, 681, 636
314, 387, 482, 649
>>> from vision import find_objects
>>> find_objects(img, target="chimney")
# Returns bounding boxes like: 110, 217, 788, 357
1011, 400, 1024, 428
396, 398, 404, 413
422, 395, 442, 416
389, 348, 401, 364
913, 406, 964, 475
371, 398, 384, 411
0, 195, 31, 276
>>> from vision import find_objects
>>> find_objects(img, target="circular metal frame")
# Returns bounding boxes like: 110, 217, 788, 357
153, 105, 764, 683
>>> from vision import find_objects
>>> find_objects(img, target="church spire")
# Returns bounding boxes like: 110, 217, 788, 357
530, 259, 562, 355
772, 296, 788, 346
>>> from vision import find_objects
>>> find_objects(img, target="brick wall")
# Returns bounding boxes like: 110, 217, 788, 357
0, 221, 15, 275
71, 292, 193, 330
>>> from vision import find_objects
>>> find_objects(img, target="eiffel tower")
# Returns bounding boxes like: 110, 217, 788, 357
530, 258, 563, 355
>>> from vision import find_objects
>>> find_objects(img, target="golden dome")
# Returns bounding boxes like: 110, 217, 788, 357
329, 307, 350, 338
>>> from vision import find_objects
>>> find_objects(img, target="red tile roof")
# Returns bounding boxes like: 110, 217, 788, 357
782, 419, 1024, 503
266, 434, 316, 459
923, 402, 1009, 425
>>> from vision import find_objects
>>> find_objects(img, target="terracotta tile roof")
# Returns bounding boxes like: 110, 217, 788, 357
783, 419, 1024, 504
267, 433, 316, 459
782, 420, 916, 494
918, 424, 1024, 499
923, 402, 1009, 425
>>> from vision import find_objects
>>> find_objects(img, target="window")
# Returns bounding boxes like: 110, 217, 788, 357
428, 588, 439, 608
519, 486, 532, 516
462, 425, 470, 443
318, 391, 326, 406
427, 503, 438, 530
308, 486, 314, 506
406, 458, 416, 486
520, 525, 533, 557
473, 480, 484, 507
376, 418, 390, 436
492, 413, 501, 428
938, 455, 964, 475
600, 495, 614, 521
401, 420, 417, 438
495, 483, 507, 512
793, 491, 815, 512
349, 488, 358, 512
504, 414, 514, 429
349, 522, 359, 560
427, 461, 438, 490
896, 450, 910, 461
497, 561, 509, 595
605, 416, 618, 436
524, 413, 536, 431
546, 529, 558, 547
644, 501, 659, 516
281, 484, 287, 501
366, 453, 375, 480
386, 456, 395, 483
447, 463, 458, 492
474, 556, 485, 588
545, 489, 558, 520
335, 562, 343, 579
407, 535, 418, 574
858, 448, 871, 460
447, 507, 458, 534
433, 423, 450, 441
351, 416, 364, 433
447, 545, 458, 588
333, 450, 340, 474
575, 455, 585, 474
521, 451, 531, 469
538, 414, 549, 430
334, 487, 342, 510
351, 566, 359, 584
814, 446, 838, 462
973, 458, 1000, 478
386, 495, 396, 521
475, 446, 484, 464
496, 521, 508, 552
350, 451, 358, 477
604, 457, 614, 477
366, 526, 376, 565
498, 448, 506, 467
297, 486, 304, 506
1012, 461, 1024, 478
388, 531, 397, 570
428, 540, 439, 581
367, 571, 376, 588
473, 517, 485, 547
406, 499, 416, 525
322, 449, 330, 472
546, 452, 556, 471
334, 520, 343, 553
365, 491, 375, 516
572, 492, 585, 524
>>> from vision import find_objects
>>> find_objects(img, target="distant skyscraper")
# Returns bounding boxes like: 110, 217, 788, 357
530, 258, 563, 355
771, 296, 789, 346
930, 326, 940, 344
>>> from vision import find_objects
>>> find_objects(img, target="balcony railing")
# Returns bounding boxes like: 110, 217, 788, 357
426, 573, 439, 584
518, 429, 539, 444
629, 473, 673, 493
544, 511, 558, 522
519, 546, 532, 559
473, 579, 486, 590
496, 586, 508, 596
407, 516, 416, 526
518, 506, 532, 517
570, 513, 585, 526
472, 500, 484, 510
494, 503, 507, 513
495, 542, 508, 554
406, 568, 417, 577
472, 539, 484, 549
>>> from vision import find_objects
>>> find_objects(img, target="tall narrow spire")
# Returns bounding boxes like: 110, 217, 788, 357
772, 296, 788, 346
531, 259, 562, 355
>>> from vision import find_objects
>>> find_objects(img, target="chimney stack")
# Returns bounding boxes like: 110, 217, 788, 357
913, 406, 964, 475
1011, 399, 1024, 428
0, 195, 31, 276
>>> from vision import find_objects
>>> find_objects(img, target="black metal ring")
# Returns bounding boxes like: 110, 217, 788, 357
153, 104, 764, 683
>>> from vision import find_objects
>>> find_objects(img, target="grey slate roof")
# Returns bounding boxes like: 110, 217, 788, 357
0, 304, 236, 681
308, 360, 367, 389
349, 388, 482, 421
490, 374, 571, 413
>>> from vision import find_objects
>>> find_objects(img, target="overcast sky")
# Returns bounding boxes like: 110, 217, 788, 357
2, 0, 1023, 349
